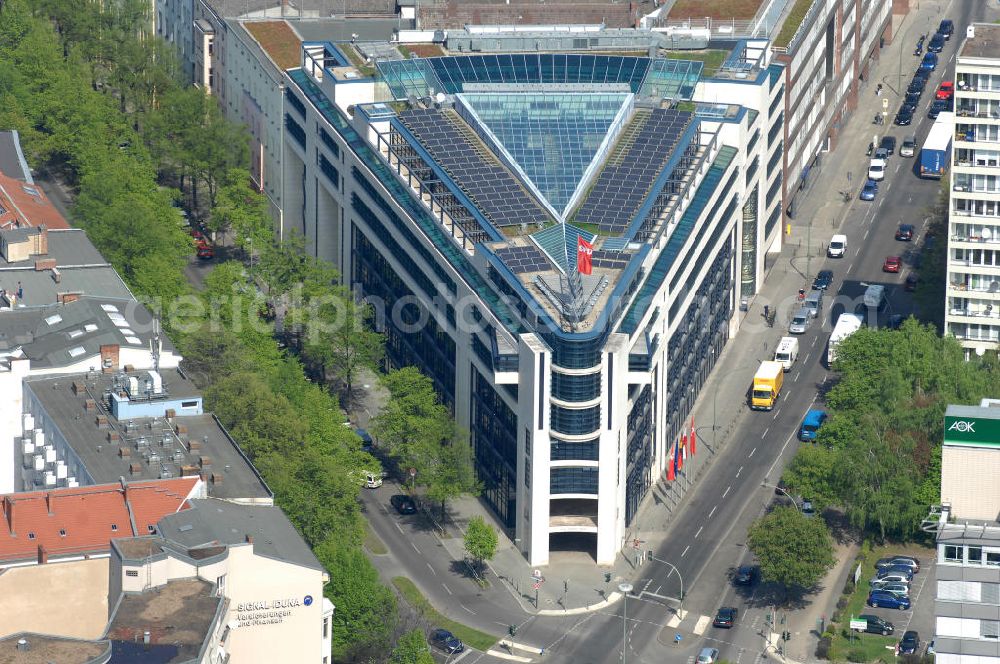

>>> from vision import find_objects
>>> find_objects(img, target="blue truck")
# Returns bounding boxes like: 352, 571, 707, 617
919, 111, 953, 178
799, 409, 828, 441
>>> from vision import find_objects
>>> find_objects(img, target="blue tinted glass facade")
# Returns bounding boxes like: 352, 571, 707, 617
285, 114, 306, 149
550, 371, 601, 402
471, 367, 517, 528
550, 467, 599, 494
550, 438, 599, 461
625, 384, 653, 525
550, 404, 601, 435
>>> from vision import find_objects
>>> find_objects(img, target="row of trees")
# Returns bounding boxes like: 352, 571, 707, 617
0, 0, 445, 660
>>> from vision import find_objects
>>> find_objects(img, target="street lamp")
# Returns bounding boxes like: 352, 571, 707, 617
762, 481, 800, 512
647, 553, 685, 610
618, 582, 633, 664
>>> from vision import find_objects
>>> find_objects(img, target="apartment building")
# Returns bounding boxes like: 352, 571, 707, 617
948, 24, 1000, 355
281, 39, 782, 564
932, 400, 1000, 663
771, 0, 893, 219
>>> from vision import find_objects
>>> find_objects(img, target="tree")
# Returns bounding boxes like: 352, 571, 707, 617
388, 629, 434, 664
370, 367, 453, 474
746, 506, 835, 596
464, 515, 498, 571
207, 168, 273, 252
424, 432, 481, 521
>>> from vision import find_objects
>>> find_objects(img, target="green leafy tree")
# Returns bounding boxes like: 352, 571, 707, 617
207, 168, 273, 252
370, 367, 453, 476
388, 629, 434, 664
464, 515, 498, 570
424, 432, 481, 520
747, 506, 835, 596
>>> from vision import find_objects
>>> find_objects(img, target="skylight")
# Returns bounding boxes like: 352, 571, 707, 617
84, 323, 98, 332
124, 336, 142, 345
67, 346, 86, 357
45, 314, 63, 326
100, 304, 120, 313
67, 329, 84, 339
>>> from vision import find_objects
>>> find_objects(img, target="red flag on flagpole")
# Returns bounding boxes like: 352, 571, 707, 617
577, 236, 593, 275
666, 444, 675, 481
677, 436, 684, 470
690, 416, 697, 456
681, 433, 688, 461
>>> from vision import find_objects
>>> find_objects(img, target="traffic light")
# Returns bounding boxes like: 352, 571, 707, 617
509, 625, 517, 637
782, 631, 791, 642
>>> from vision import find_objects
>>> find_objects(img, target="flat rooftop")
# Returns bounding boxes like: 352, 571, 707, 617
667, 0, 765, 20
243, 20, 301, 69
105, 578, 220, 663
0, 228, 133, 307
961, 24, 1000, 60
25, 368, 271, 501
0, 633, 110, 664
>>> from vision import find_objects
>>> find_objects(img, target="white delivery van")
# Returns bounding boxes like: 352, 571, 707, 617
774, 337, 799, 371
828, 234, 847, 258
864, 284, 887, 310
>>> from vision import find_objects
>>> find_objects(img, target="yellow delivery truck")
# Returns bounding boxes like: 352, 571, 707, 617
751, 360, 784, 411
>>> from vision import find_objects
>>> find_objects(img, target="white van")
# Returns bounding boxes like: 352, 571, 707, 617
864, 284, 887, 310
774, 337, 799, 371
828, 234, 847, 258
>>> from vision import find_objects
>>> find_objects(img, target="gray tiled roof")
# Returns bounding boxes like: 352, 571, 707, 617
158, 498, 324, 571
0, 130, 33, 183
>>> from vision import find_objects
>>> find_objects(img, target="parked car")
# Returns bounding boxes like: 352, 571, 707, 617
789, 308, 812, 334
883, 256, 902, 273
905, 273, 918, 292
196, 241, 214, 260
857, 614, 895, 636
812, 269, 833, 291
877, 556, 920, 573
697, 648, 720, 664
874, 147, 890, 161
390, 494, 417, 515
905, 91, 922, 108
899, 631, 920, 655
734, 565, 758, 586
870, 575, 911, 590
937, 81, 955, 100
868, 158, 887, 181
906, 78, 924, 95
939, 19, 954, 39
886, 314, 905, 330
928, 32, 945, 53
430, 628, 464, 654
900, 135, 916, 157
860, 179, 879, 201
895, 224, 915, 241
894, 106, 914, 126
880, 136, 896, 155
801, 499, 816, 517
868, 590, 911, 610
920, 52, 939, 71
929, 99, 949, 119
713, 606, 737, 628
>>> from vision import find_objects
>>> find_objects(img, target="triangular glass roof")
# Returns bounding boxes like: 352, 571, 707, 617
459, 92, 631, 216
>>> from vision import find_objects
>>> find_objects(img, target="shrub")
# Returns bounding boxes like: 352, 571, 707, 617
836, 597, 849, 611
847, 647, 867, 662
815, 636, 832, 659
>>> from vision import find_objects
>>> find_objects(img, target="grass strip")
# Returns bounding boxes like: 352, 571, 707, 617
392, 577, 499, 652
364, 524, 388, 554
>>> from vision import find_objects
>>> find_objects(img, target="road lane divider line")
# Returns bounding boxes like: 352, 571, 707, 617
427, 562, 436, 576
395, 522, 404, 534
709, 505, 717, 518
442, 583, 453, 595
695, 526, 704, 538
411, 542, 420, 554
749, 447, 756, 457
761, 427, 769, 439
681, 545, 691, 558
725, 482, 734, 495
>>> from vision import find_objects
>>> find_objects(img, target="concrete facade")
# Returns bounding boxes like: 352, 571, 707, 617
947, 23, 1000, 356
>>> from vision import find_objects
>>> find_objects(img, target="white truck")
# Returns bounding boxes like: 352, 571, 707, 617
826, 313, 864, 367
774, 337, 799, 371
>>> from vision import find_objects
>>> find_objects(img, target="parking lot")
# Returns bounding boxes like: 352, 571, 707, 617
857, 548, 938, 656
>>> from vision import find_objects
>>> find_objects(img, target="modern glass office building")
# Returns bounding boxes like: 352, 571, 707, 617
282, 43, 783, 564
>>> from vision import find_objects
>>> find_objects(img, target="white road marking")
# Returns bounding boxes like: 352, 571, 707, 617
804, 351, 811, 364
411, 542, 420, 553
749, 447, 757, 458
395, 522, 404, 534
666, 612, 684, 628
725, 483, 733, 496
460, 603, 476, 615
783, 391, 790, 401
693, 615, 711, 635
709, 505, 717, 518
427, 562, 437, 576
695, 526, 704, 538
811, 336, 817, 347
681, 545, 690, 558
864, 226, 870, 240
485, 649, 532, 662
855, 247, 861, 257
442, 583, 453, 595
761, 427, 769, 439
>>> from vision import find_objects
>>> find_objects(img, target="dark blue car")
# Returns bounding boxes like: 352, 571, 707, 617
860, 180, 878, 201
920, 52, 938, 72
928, 33, 945, 53
939, 19, 954, 39
868, 590, 911, 610
430, 628, 465, 654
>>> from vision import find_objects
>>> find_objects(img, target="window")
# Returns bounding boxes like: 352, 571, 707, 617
181, 400, 198, 408
323, 616, 329, 639
27, 532, 35, 540
969, 546, 983, 565
147, 525, 156, 533
111, 524, 118, 532
126, 570, 139, 578
59, 529, 66, 537
944, 544, 963, 563
217, 574, 226, 595
987, 550, 1000, 567
983, 621, 1000, 639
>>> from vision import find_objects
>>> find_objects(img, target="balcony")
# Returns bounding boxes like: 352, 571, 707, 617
952, 234, 1000, 245
948, 307, 1000, 321
948, 281, 1000, 295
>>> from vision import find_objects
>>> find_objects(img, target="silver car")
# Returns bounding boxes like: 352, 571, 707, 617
870, 573, 911, 587
697, 648, 719, 664
789, 308, 812, 334
874, 582, 910, 598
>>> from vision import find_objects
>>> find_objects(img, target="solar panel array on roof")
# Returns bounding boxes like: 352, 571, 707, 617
591, 249, 630, 270
494, 244, 551, 274
573, 108, 693, 235
396, 108, 550, 228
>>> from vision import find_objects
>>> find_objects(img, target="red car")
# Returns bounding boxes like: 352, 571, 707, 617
196, 240, 214, 259
883, 256, 901, 273
936, 81, 954, 100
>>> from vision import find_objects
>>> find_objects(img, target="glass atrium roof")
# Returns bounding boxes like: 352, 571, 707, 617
460, 92, 630, 215
377, 54, 702, 101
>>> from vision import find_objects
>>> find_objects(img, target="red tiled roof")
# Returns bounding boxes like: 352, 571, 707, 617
0, 478, 197, 563
0, 171, 70, 231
